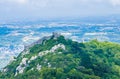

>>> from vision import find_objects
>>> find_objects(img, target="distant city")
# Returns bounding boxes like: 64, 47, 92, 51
0, 17, 120, 69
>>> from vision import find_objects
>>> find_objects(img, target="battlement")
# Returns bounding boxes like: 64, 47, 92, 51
52, 32, 61, 39
24, 32, 61, 51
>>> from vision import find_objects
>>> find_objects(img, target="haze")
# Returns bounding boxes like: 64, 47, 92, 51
0, 0, 120, 23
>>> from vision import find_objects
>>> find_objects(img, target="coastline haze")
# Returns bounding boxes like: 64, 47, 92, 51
0, 0, 120, 23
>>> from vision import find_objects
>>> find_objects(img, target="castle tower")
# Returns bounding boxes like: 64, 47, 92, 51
52, 32, 61, 39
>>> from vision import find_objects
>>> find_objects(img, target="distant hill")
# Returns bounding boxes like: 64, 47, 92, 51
0, 33, 120, 79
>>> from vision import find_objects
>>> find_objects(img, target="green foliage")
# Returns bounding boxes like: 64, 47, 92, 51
1, 36, 120, 79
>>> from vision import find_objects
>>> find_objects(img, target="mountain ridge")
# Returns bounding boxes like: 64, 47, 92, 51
24, 32, 61, 51
0, 33, 120, 79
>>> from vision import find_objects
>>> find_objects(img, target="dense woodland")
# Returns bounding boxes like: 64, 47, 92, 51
0, 35, 120, 79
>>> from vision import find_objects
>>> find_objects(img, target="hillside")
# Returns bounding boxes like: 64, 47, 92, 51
0, 33, 120, 79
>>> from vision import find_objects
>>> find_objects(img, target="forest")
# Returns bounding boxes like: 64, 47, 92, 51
0, 35, 120, 79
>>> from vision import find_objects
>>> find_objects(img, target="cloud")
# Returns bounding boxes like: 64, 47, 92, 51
0, 0, 120, 22
0, 0, 28, 4
110, 0, 120, 6
16, 0, 28, 4
0, 0, 120, 6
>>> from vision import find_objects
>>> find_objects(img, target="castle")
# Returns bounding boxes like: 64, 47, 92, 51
24, 32, 61, 51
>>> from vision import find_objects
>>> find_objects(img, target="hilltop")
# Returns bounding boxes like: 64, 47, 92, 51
0, 33, 120, 79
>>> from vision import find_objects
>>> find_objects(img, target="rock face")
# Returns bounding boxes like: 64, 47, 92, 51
14, 43, 66, 76
50, 44, 65, 52
1, 33, 120, 79
15, 58, 28, 75
13, 33, 63, 76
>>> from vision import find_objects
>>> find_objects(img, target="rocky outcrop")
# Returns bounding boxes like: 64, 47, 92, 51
15, 43, 65, 76
15, 58, 28, 76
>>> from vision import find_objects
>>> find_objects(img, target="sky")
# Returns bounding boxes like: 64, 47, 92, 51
0, 0, 120, 22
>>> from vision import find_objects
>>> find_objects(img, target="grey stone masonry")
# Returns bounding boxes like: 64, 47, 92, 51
23, 32, 61, 51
